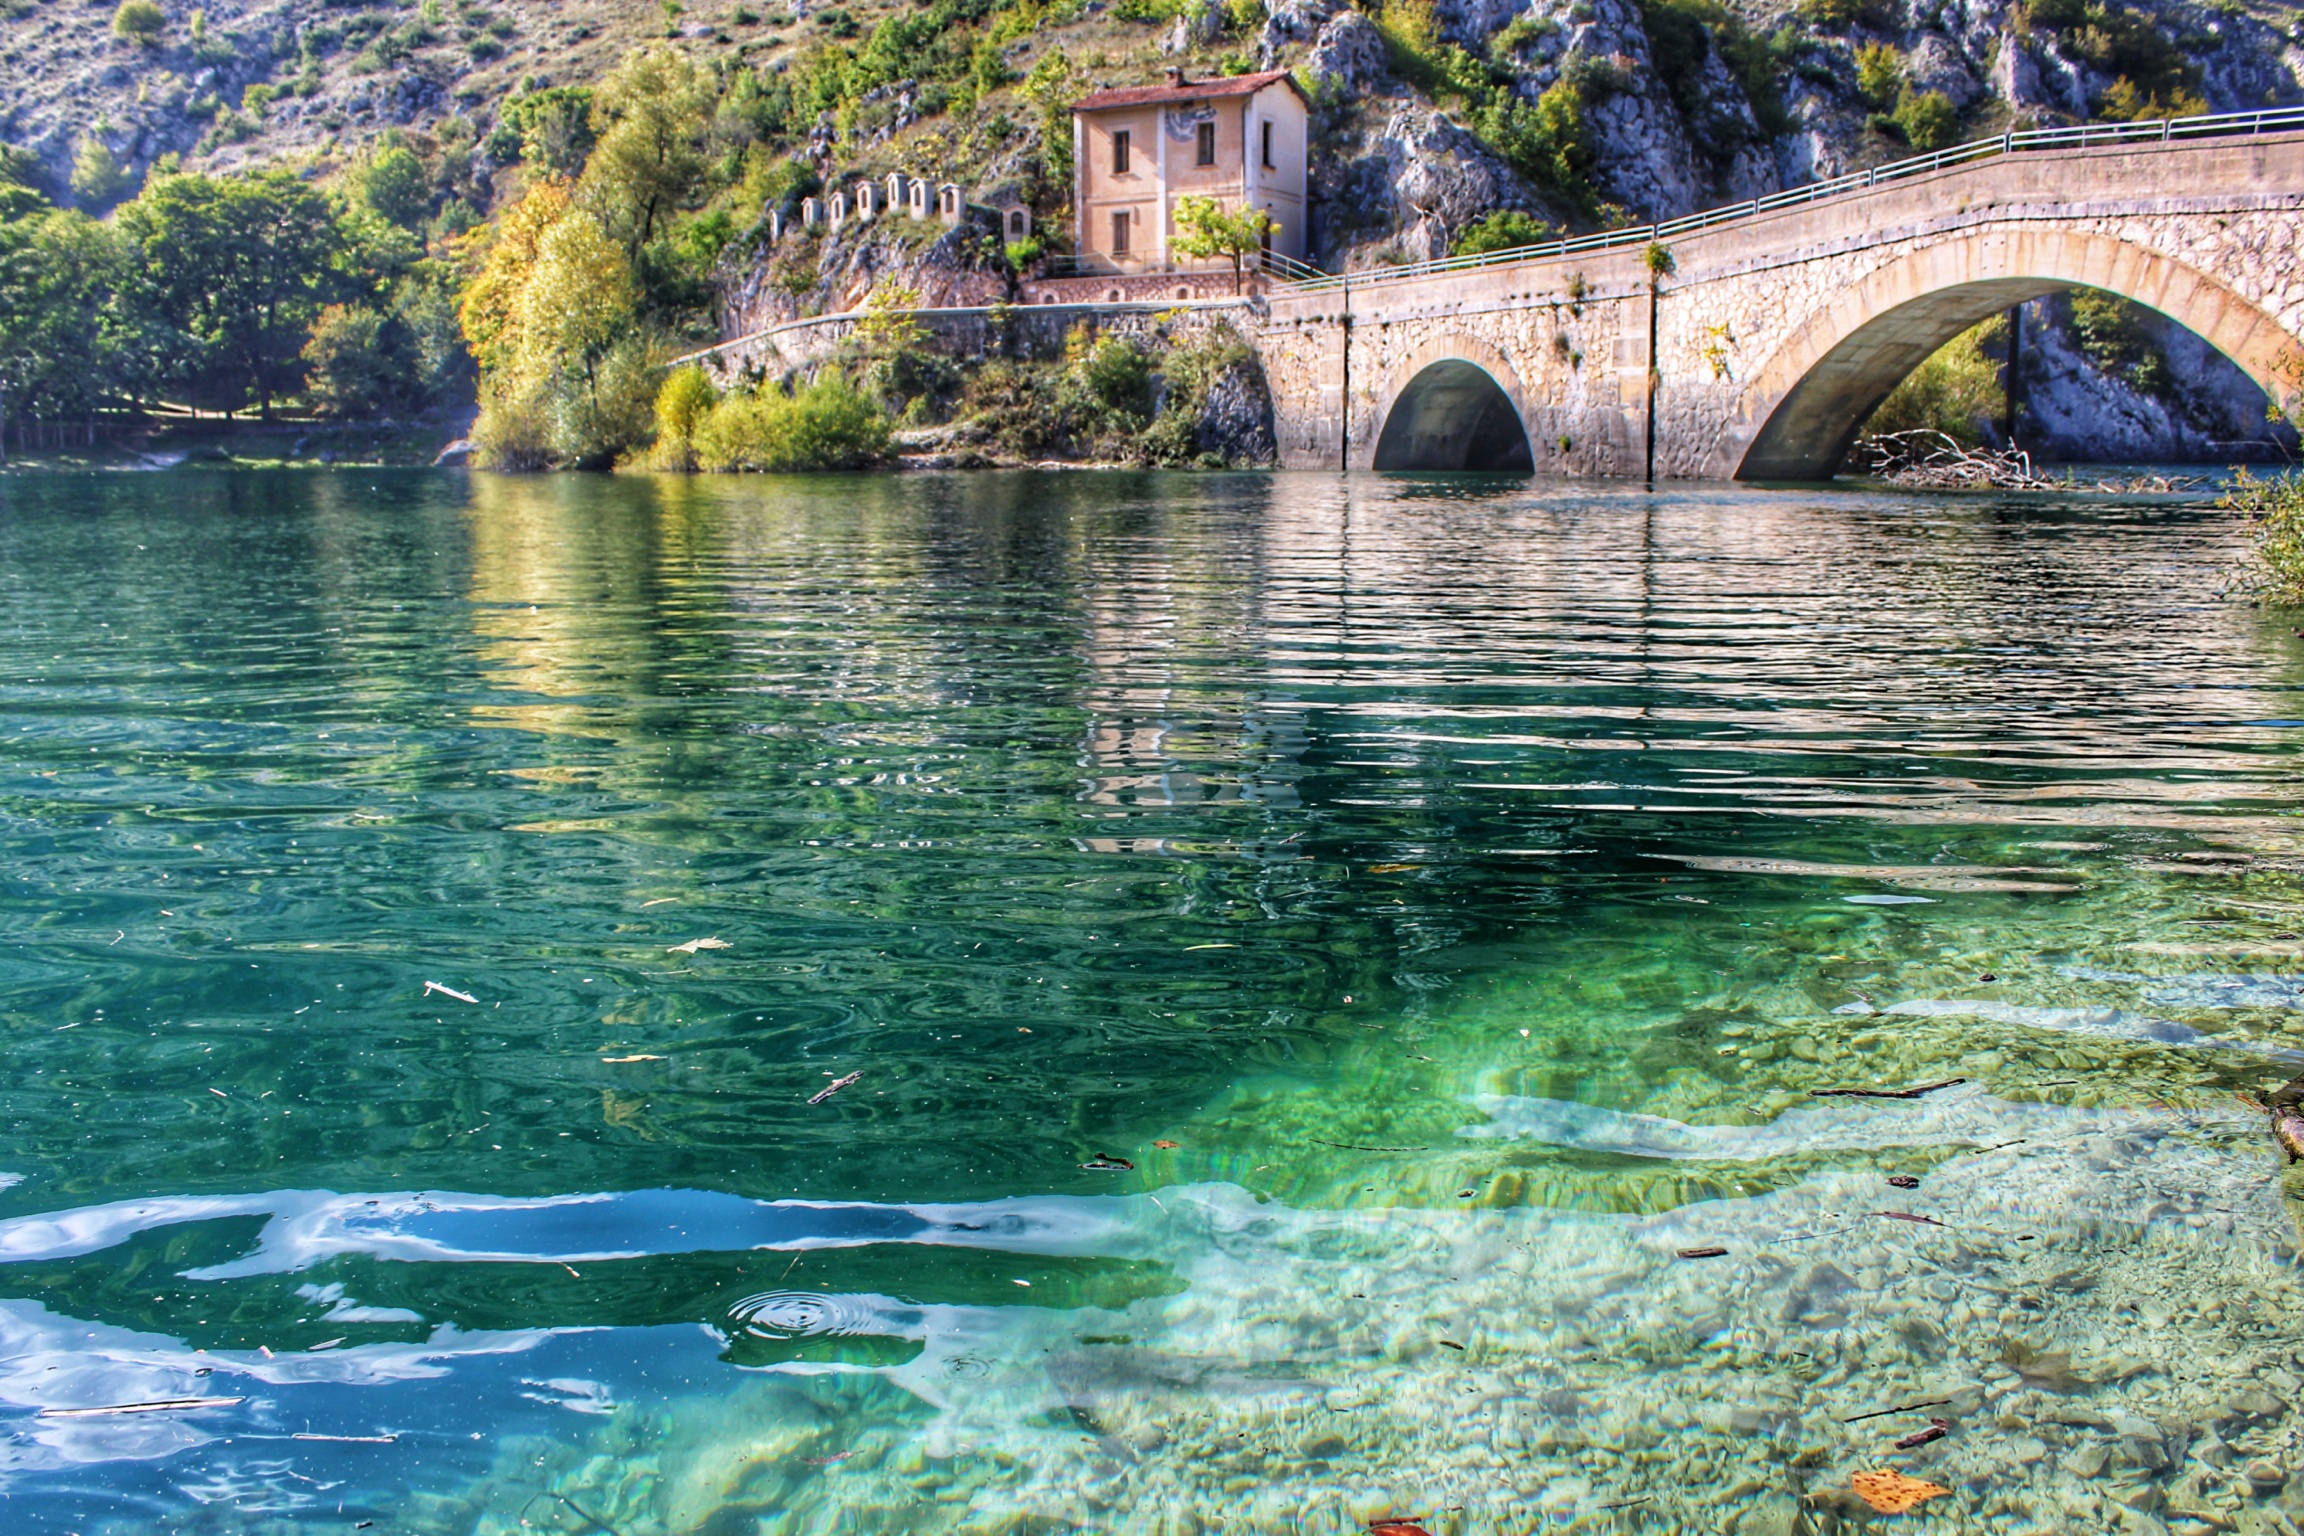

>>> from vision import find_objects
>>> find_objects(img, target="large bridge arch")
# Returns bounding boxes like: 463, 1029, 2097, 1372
1727, 227, 2294, 480
1368, 333, 1536, 472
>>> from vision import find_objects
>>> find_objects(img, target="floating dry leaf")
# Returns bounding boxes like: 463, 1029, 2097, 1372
600, 1054, 664, 1063
1367, 863, 1422, 874
1080, 1154, 1134, 1171
1368, 1522, 1434, 1536
667, 937, 731, 955
1153, 1140, 1179, 1149
1850, 1469, 1950, 1514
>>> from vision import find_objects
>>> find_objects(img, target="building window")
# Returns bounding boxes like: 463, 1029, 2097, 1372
1261, 120, 1274, 169
1113, 130, 1130, 174
1112, 210, 1130, 255
1196, 122, 1216, 166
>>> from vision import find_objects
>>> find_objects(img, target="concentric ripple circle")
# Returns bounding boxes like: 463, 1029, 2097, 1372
726, 1290, 883, 1340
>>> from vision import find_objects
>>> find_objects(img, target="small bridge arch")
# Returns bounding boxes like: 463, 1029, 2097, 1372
1370, 335, 1536, 472
1729, 226, 2291, 480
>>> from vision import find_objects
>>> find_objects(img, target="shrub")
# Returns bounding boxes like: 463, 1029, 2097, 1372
1855, 41, 1902, 110
1860, 316, 2005, 445
1069, 332, 1154, 425
959, 360, 1059, 457
472, 387, 555, 470
2067, 289, 2168, 394
2221, 469, 2304, 605
692, 376, 891, 472
2096, 76, 2209, 121
1453, 209, 1559, 256
1795, 0, 1897, 29
1893, 87, 1959, 151
111, 0, 164, 45
1471, 80, 1595, 216
648, 364, 717, 470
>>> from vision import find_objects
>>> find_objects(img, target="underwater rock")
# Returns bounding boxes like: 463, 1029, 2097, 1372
1882, 998, 2303, 1060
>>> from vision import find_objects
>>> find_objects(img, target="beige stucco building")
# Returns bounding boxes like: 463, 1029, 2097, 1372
1070, 68, 1310, 274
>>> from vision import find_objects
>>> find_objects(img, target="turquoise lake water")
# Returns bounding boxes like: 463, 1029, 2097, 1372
0, 469, 2301, 1533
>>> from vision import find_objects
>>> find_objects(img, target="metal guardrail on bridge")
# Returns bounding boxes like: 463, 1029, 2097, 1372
1273, 105, 2304, 296
1035, 249, 1331, 281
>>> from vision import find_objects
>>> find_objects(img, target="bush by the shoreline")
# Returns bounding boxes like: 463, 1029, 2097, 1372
687, 375, 890, 473
2220, 468, 2304, 605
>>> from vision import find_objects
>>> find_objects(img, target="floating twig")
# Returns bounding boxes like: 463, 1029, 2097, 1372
291, 1431, 398, 1443
1808, 1078, 1965, 1100
422, 980, 478, 1005
1308, 1139, 1429, 1153
1895, 1418, 1952, 1449
1842, 1397, 1952, 1425
41, 1397, 243, 1418
807, 1071, 860, 1106
1677, 1245, 1729, 1260
1878, 1210, 1951, 1228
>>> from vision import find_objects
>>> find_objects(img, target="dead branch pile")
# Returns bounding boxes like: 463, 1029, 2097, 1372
1851, 430, 2065, 490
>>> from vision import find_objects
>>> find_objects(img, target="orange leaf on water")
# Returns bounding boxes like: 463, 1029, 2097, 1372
1153, 1140, 1179, 1149
1367, 1522, 1433, 1536
1851, 1469, 1950, 1514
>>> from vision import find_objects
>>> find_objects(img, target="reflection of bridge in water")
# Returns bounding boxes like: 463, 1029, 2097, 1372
1255, 111, 2304, 478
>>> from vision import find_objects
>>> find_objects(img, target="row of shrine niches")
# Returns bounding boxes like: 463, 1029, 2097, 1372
763, 176, 1037, 244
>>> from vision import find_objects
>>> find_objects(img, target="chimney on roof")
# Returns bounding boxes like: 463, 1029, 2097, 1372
1166, 66, 1186, 87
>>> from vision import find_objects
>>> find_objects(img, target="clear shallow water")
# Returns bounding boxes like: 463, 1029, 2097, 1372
0, 470, 2301, 1532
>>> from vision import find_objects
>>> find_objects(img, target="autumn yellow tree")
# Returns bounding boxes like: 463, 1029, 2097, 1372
461, 179, 653, 469
457, 178, 572, 377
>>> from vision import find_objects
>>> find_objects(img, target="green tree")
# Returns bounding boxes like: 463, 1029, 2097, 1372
503, 87, 598, 178
111, 0, 165, 45
300, 303, 408, 417
580, 49, 715, 257
0, 209, 141, 435
1171, 195, 1278, 293
118, 170, 345, 418
70, 135, 132, 206
350, 143, 431, 228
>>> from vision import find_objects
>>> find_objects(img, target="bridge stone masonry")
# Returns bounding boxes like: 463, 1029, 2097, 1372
1253, 115, 2304, 479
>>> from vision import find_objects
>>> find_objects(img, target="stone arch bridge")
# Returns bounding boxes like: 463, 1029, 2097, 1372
1253, 117, 2304, 478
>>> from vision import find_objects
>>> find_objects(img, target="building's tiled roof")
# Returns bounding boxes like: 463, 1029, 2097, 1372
1071, 69, 1303, 112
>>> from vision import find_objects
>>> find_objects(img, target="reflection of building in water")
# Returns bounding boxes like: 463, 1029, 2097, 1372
1069, 492, 1308, 857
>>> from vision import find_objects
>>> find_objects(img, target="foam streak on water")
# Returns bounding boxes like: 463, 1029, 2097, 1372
0, 470, 2299, 1532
